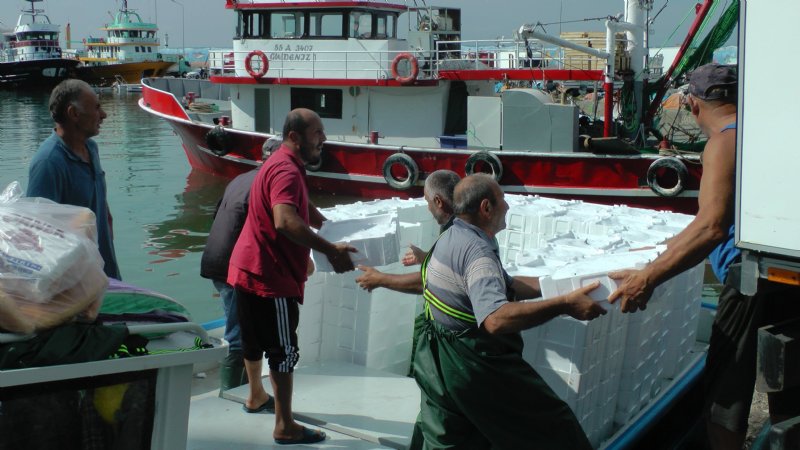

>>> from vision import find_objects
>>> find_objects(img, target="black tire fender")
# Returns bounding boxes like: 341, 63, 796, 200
647, 156, 688, 197
205, 126, 232, 156
465, 151, 503, 182
382, 153, 419, 190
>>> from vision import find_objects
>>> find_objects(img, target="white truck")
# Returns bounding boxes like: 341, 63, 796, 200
736, 0, 800, 295
737, 0, 800, 445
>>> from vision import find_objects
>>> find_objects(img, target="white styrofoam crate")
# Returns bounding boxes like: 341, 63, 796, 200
313, 214, 400, 272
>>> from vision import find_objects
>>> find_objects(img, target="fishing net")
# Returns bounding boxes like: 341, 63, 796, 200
647, 0, 740, 97
672, 0, 740, 81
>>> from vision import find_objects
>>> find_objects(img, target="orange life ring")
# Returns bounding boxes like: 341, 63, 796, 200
390, 53, 418, 85
245, 50, 269, 78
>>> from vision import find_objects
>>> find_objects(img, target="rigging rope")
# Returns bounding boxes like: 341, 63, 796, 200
651, 0, 671, 23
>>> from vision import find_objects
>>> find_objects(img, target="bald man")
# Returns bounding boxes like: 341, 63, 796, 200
412, 174, 606, 449
228, 108, 356, 445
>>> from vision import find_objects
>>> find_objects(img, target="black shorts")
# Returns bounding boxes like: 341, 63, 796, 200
235, 289, 300, 373
705, 279, 800, 432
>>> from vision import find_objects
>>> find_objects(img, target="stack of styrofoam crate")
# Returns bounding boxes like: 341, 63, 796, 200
614, 284, 667, 426
534, 250, 661, 446
314, 268, 417, 375
659, 262, 705, 381
298, 194, 703, 443
298, 198, 429, 376
494, 196, 702, 445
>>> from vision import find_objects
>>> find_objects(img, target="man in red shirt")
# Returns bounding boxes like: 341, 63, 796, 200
228, 108, 356, 445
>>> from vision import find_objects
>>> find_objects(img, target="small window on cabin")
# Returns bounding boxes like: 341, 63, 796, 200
376, 15, 387, 39
290, 88, 343, 119
349, 12, 372, 38
310, 12, 344, 38
241, 12, 267, 38
271, 12, 305, 38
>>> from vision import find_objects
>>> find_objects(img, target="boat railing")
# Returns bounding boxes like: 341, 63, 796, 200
434, 36, 628, 74
207, 33, 625, 82
209, 48, 438, 81
105, 36, 159, 45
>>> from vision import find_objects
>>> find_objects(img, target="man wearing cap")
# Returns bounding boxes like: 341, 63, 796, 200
609, 64, 800, 449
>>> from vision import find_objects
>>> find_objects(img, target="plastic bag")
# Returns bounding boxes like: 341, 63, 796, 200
0, 182, 108, 334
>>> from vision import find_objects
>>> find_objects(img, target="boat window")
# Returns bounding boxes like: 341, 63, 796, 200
270, 12, 305, 38
349, 12, 372, 38
290, 88, 343, 119
241, 11, 268, 39
310, 12, 344, 38
376, 14, 393, 39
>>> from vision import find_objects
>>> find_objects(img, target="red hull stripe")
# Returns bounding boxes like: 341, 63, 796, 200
209, 76, 438, 87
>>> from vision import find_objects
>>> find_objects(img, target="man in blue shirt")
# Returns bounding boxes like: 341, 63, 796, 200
27, 79, 120, 280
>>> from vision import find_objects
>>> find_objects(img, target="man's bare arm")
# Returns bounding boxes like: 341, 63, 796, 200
483, 282, 605, 334
608, 131, 736, 311
274, 203, 355, 273
356, 266, 423, 294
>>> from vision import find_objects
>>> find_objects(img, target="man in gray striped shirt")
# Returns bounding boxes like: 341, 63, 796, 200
413, 173, 606, 449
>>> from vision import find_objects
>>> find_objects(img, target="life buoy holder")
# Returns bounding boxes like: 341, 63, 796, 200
646, 156, 688, 197
465, 151, 503, 182
205, 126, 233, 156
382, 153, 419, 190
245, 50, 269, 78
390, 53, 419, 85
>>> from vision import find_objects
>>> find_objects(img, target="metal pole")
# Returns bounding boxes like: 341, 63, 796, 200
170, 0, 185, 72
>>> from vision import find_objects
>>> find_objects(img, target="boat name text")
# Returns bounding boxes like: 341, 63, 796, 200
269, 44, 314, 62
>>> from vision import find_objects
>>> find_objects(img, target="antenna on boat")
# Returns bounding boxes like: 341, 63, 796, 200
24, 0, 44, 16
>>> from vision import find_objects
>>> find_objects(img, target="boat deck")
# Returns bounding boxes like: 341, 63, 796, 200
188, 361, 416, 449
187, 346, 710, 450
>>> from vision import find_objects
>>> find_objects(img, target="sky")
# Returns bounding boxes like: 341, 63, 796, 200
1, 0, 735, 50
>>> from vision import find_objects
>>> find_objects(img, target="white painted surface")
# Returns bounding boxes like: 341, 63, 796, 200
737, 0, 800, 254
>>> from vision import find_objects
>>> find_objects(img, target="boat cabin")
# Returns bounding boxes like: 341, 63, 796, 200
82, 6, 161, 65
211, 1, 484, 148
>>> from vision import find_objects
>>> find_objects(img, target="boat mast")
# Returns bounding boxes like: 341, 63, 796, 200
21, 0, 44, 23
604, 0, 651, 139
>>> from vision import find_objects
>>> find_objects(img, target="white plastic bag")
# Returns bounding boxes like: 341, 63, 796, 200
0, 182, 108, 333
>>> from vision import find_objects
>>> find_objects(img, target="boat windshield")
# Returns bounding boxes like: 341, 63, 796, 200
237, 9, 398, 40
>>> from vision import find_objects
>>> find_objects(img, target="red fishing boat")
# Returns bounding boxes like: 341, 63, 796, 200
140, 0, 734, 214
